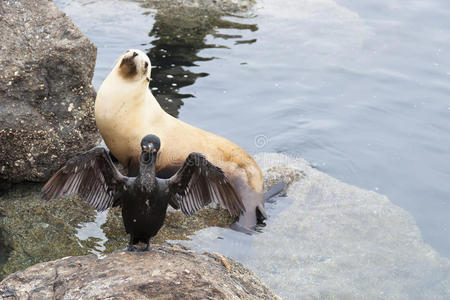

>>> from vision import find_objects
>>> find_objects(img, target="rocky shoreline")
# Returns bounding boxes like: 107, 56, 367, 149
0, 243, 279, 299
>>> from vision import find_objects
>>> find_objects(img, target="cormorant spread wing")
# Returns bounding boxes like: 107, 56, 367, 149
41, 147, 129, 211
168, 153, 245, 217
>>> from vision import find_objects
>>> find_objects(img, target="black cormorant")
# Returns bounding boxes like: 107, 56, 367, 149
41, 134, 245, 251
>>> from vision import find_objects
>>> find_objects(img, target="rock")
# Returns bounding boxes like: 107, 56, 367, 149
0, 244, 278, 299
0, 0, 100, 183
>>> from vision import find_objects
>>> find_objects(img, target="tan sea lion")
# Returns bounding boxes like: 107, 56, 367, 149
95, 49, 267, 230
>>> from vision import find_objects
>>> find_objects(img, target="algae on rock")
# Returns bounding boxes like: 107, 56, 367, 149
0, 184, 99, 280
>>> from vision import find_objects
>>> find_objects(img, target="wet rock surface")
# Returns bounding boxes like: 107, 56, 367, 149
0, 244, 278, 299
0, 0, 100, 183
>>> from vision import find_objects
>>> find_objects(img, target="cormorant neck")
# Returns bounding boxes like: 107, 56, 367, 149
137, 153, 156, 188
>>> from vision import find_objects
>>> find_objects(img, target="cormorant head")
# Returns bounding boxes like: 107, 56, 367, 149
116, 49, 151, 82
140, 134, 161, 164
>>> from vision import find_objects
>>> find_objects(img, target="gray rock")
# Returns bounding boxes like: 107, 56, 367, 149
0, 244, 279, 300
0, 0, 100, 183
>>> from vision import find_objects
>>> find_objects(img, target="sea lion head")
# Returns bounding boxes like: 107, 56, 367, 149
116, 49, 151, 82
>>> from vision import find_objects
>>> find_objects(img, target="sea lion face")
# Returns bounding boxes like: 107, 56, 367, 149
117, 49, 151, 82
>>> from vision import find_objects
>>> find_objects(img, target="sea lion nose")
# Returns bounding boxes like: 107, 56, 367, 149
132, 52, 138, 58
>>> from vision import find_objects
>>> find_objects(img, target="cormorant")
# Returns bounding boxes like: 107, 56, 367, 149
41, 134, 245, 251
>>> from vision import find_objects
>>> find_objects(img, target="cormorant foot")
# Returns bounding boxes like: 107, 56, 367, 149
142, 241, 151, 252
127, 245, 139, 252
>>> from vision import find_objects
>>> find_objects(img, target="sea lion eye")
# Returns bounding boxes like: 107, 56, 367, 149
145, 62, 149, 68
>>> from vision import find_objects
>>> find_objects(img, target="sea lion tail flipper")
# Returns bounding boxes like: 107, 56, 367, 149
230, 222, 256, 235
264, 181, 287, 202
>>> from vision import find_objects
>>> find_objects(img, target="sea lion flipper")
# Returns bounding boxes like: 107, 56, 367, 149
264, 181, 287, 203
230, 221, 256, 235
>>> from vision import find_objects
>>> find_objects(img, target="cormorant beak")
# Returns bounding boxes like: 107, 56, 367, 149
141, 143, 156, 164
142, 143, 154, 153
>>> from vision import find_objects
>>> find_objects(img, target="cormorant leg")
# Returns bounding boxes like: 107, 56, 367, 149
142, 239, 151, 252
127, 234, 138, 252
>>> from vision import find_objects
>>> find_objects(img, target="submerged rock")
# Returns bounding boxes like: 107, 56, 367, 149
122, 0, 258, 117
0, 0, 100, 183
180, 153, 450, 299
133, 0, 256, 13
0, 244, 278, 299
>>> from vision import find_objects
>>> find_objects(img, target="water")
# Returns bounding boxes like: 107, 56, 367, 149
48, 0, 450, 297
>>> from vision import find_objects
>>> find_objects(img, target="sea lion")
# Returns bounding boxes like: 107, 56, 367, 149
95, 49, 266, 230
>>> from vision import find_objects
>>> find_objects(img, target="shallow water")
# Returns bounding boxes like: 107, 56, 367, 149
12, 0, 450, 297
